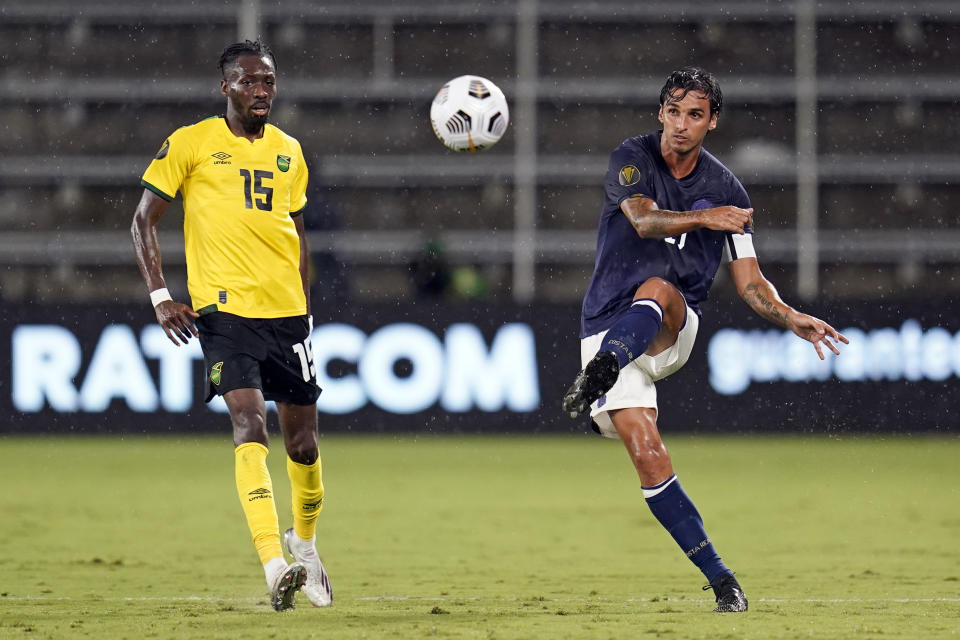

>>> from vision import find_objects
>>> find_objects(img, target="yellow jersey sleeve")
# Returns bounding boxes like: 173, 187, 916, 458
290, 141, 308, 216
141, 127, 195, 201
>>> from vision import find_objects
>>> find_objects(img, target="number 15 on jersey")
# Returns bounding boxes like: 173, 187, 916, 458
239, 169, 274, 211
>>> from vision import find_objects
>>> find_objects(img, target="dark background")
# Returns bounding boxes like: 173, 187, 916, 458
3, 297, 956, 435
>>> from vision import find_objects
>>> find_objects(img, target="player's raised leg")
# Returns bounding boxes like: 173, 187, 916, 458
228, 389, 306, 611
612, 407, 747, 613
279, 402, 333, 607
563, 278, 685, 418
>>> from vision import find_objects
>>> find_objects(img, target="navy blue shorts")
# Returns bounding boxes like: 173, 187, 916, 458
196, 311, 321, 406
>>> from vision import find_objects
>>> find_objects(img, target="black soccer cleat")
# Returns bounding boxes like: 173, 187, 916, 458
561, 350, 620, 418
704, 573, 748, 613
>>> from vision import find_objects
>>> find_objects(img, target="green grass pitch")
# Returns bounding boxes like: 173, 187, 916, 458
2, 433, 958, 639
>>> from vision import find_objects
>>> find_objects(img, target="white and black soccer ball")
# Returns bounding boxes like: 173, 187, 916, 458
430, 75, 509, 152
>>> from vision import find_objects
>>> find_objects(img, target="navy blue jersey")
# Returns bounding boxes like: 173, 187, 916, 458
580, 131, 753, 337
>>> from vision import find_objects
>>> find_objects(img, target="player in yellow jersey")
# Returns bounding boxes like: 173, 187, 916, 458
131, 40, 332, 612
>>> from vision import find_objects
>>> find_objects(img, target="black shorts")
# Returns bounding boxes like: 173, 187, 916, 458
196, 311, 321, 406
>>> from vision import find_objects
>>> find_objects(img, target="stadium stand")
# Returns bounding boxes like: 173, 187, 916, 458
1, 0, 958, 303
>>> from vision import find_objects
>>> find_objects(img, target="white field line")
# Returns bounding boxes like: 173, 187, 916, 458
4, 595, 960, 604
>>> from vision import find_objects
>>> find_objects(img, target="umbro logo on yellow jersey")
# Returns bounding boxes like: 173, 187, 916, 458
211, 151, 232, 165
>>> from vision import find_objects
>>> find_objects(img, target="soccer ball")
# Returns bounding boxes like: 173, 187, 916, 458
430, 75, 509, 152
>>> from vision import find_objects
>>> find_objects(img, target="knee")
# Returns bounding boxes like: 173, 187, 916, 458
635, 278, 685, 330
286, 430, 318, 465
635, 277, 683, 308
231, 407, 267, 444
620, 420, 670, 466
629, 433, 669, 465
635, 277, 670, 298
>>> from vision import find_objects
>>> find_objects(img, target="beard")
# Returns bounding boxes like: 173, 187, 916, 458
240, 110, 269, 134
229, 94, 269, 134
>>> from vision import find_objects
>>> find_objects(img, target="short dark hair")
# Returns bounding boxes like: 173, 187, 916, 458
218, 39, 277, 77
659, 67, 722, 116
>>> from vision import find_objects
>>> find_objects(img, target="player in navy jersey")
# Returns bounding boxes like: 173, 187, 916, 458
562, 67, 848, 612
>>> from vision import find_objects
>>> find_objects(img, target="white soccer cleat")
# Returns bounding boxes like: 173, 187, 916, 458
267, 560, 307, 612
284, 528, 333, 607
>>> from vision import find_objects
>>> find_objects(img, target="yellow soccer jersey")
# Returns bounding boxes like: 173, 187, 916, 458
141, 116, 309, 318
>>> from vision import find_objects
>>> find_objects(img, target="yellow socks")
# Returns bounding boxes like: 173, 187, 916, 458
235, 443, 324, 566
234, 442, 283, 565
286, 455, 324, 542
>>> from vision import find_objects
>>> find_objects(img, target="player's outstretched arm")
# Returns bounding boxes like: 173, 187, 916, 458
729, 257, 848, 360
621, 195, 753, 238
131, 189, 199, 346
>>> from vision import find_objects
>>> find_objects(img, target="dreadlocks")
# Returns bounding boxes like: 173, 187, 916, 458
218, 39, 277, 77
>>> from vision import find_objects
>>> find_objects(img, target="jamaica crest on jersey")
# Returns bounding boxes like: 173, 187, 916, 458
277, 154, 291, 172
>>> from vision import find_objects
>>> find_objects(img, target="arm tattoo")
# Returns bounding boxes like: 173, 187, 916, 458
742, 283, 788, 326
625, 196, 699, 237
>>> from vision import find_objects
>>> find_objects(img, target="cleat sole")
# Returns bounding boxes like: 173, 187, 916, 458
271, 563, 307, 612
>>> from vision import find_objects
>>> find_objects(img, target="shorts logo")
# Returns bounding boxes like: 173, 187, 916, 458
154, 139, 170, 160
277, 154, 291, 172
210, 361, 223, 386
618, 165, 641, 186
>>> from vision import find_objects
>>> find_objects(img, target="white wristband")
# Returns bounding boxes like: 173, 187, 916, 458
150, 288, 173, 307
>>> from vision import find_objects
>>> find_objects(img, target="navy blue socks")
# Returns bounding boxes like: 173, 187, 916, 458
605, 299, 729, 582
643, 474, 731, 583
601, 299, 663, 369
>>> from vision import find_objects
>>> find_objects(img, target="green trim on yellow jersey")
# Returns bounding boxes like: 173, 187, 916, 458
141, 179, 174, 201
141, 117, 311, 319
